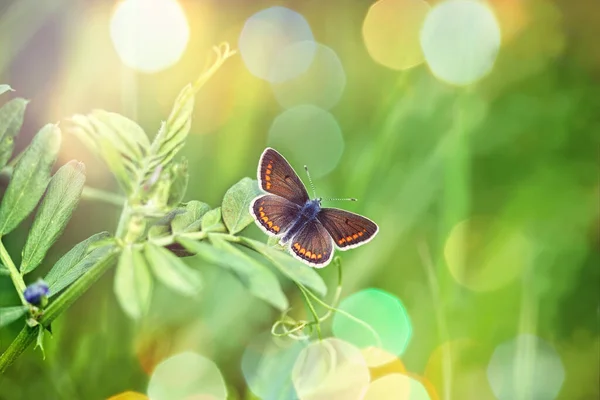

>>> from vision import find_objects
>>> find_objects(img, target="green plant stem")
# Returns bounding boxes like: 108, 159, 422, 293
297, 284, 323, 340
0, 251, 118, 373
0, 238, 26, 305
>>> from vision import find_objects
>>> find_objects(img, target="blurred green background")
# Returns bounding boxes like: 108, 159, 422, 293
0, 0, 598, 399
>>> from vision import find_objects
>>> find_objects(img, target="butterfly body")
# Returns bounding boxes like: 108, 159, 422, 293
250, 148, 378, 268
281, 198, 322, 244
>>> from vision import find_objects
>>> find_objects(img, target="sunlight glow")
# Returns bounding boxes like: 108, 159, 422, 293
420, 0, 501, 85
110, 0, 190, 73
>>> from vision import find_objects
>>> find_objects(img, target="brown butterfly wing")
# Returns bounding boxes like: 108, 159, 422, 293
317, 208, 378, 250
257, 148, 309, 206
250, 195, 301, 236
288, 219, 334, 268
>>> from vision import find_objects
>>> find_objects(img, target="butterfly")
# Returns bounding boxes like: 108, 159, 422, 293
249, 148, 379, 268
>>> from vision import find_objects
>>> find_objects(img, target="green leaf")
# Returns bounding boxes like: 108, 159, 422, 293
201, 207, 225, 232
114, 246, 153, 319
34, 325, 46, 359
21, 160, 86, 274
241, 238, 327, 297
182, 235, 288, 310
0, 263, 8, 275
222, 178, 261, 234
0, 305, 28, 328
44, 232, 112, 296
0, 84, 13, 96
207, 238, 288, 307
144, 243, 202, 296
167, 158, 189, 207
150, 84, 194, 169
91, 110, 150, 157
171, 201, 211, 233
0, 123, 61, 235
0, 97, 28, 169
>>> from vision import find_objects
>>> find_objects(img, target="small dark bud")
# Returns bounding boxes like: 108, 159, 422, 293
24, 279, 49, 307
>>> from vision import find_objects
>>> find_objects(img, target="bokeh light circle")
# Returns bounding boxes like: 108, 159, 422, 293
110, 0, 190, 73
241, 333, 306, 400
108, 392, 148, 400
292, 338, 370, 400
362, 0, 431, 70
332, 288, 412, 356
268, 105, 344, 178
420, 0, 501, 85
239, 6, 316, 83
487, 334, 565, 400
444, 216, 532, 292
147, 352, 227, 400
271, 42, 346, 110
364, 373, 431, 399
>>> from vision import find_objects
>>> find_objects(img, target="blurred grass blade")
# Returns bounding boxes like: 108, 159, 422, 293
241, 238, 327, 297
21, 161, 86, 274
171, 200, 211, 233
208, 234, 289, 310
222, 178, 261, 234
0, 85, 13, 96
0, 305, 28, 328
0, 98, 28, 169
44, 232, 112, 296
115, 246, 153, 319
0, 123, 61, 235
144, 243, 202, 296
167, 159, 189, 207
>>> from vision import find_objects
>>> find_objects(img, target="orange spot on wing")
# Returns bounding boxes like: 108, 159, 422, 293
305, 251, 312, 258
353, 234, 358, 240
259, 207, 263, 211
259, 211, 265, 217
318, 254, 322, 259
267, 164, 273, 169
311, 254, 317, 260
267, 221, 273, 228
358, 231, 363, 236
273, 225, 280, 232
266, 183, 272, 189
294, 243, 301, 250
261, 216, 268, 222
265, 176, 271, 181
346, 236, 353, 242
266, 169, 271, 175
300, 248, 306, 255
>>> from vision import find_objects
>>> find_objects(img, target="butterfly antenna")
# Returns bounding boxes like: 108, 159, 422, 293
323, 197, 358, 202
304, 165, 317, 199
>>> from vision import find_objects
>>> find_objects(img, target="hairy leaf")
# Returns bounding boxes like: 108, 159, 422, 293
145, 243, 202, 296
21, 161, 86, 274
181, 235, 288, 310
44, 232, 112, 296
0, 305, 28, 328
152, 84, 194, 168
201, 207, 224, 232
222, 178, 261, 234
171, 201, 211, 233
91, 110, 150, 157
242, 238, 327, 297
0, 85, 13, 96
0, 124, 61, 235
0, 98, 28, 169
115, 246, 153, 319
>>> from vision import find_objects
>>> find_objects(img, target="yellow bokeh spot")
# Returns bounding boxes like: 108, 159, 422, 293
364, 373, 432, 399
444, 216, 532, 292
110, 0, 190, 73
363, 0, 431, 70
107, 392, 148, 400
